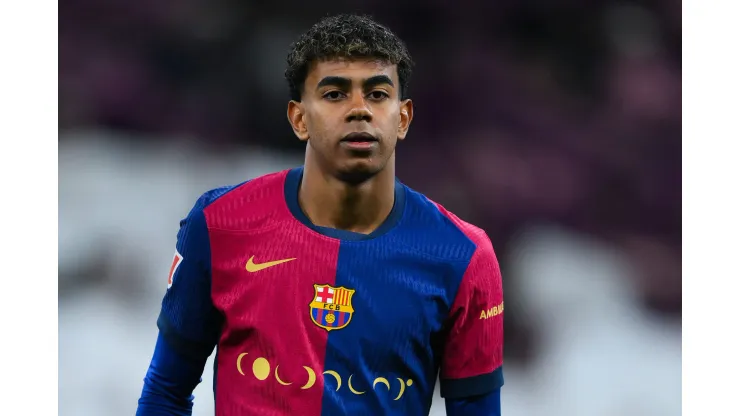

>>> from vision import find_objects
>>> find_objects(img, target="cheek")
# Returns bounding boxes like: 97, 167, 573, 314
385, 103, 401, 124
305, 111, 335, 139
303, 110, 320, 131
384, 112, 401, 132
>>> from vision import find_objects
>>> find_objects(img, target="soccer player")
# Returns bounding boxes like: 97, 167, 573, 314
136, 14, 504, 416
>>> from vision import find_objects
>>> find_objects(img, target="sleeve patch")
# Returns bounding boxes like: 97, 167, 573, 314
167, 250, 184, 289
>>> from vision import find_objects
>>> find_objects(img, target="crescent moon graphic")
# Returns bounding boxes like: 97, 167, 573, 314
323, 370, 342, 391
372, 377, 390, 390
274, 365, 292, 386
236, 353, 248, 376
348, 374, 366, 395
301, 366, 316, 389
394, 378, 406, 401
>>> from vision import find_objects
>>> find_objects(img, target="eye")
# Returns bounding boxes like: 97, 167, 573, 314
367, 91, 389, 101
323, 91, 345, 101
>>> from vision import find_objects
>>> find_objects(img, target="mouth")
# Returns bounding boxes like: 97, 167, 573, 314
340, 132, 379, 151
340, 132, 379, 143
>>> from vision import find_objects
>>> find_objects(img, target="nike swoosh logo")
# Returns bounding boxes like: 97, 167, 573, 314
245, 256, 296, 272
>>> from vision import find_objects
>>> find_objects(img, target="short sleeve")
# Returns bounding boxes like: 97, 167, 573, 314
439, 234, 504, 399
157, 194, 222, 360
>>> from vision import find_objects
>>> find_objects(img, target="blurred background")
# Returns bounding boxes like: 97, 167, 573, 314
59, 1, 681, 415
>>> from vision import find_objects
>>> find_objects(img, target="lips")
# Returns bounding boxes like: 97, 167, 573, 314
341, 132, 378, 143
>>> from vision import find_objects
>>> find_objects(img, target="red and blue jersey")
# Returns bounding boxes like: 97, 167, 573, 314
138, 166, 504, 416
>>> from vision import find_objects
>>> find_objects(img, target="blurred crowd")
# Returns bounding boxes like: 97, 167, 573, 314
59, 1, 681, 415
59, 0, 681, 311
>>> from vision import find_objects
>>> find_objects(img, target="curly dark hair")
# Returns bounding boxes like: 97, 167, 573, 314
285, 14, 414, 102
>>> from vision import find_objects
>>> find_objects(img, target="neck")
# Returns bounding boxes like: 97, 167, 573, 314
299, 157, 396, 235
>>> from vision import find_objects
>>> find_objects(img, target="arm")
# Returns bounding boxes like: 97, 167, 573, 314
136, 195, 222, 415
136, 333, 208, 415
440, 232, 505, 415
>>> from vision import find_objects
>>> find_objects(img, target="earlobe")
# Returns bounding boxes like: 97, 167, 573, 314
287, 100, 310, 141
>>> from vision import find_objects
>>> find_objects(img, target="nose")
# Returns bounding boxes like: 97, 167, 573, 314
345, 94, 372, 123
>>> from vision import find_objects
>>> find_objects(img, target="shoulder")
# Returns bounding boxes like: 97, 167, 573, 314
188, 169, 291, 231
192, 170, 286, 210
429, 197, 492, 251
399, 183, 494, 263
190, 183, 245, 212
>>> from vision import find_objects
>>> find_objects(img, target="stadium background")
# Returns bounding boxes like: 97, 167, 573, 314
59, 1, 681, 415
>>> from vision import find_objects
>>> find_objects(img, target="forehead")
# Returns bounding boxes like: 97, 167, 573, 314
306, 58, 398, 86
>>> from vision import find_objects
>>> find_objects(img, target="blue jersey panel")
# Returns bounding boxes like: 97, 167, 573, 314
319, 187, 477, 416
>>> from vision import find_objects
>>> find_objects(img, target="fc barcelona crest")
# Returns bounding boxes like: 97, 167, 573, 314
309, 284, 355, 331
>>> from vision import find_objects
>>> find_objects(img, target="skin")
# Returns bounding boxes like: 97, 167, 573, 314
287, 58, 414, 234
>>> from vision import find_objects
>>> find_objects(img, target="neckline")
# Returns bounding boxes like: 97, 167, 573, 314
284, 166, 406, 241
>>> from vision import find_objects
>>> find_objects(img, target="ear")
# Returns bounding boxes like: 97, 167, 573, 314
397, 99, 414, 141
287, 100, 310, 141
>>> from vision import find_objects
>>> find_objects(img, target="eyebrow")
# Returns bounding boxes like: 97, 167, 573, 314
316, 75, 395, 91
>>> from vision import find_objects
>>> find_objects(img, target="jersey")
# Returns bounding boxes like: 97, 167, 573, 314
156, 166, 505, 416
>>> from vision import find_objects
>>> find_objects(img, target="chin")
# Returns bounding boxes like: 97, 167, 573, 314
336, 160, 383, 185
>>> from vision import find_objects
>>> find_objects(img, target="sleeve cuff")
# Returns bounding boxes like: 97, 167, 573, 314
440, 366, 504, 399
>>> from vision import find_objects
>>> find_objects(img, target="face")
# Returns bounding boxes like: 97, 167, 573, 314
287, 58, 413, 183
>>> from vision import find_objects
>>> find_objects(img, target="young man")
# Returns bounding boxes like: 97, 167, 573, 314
136, 14, 504, 416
